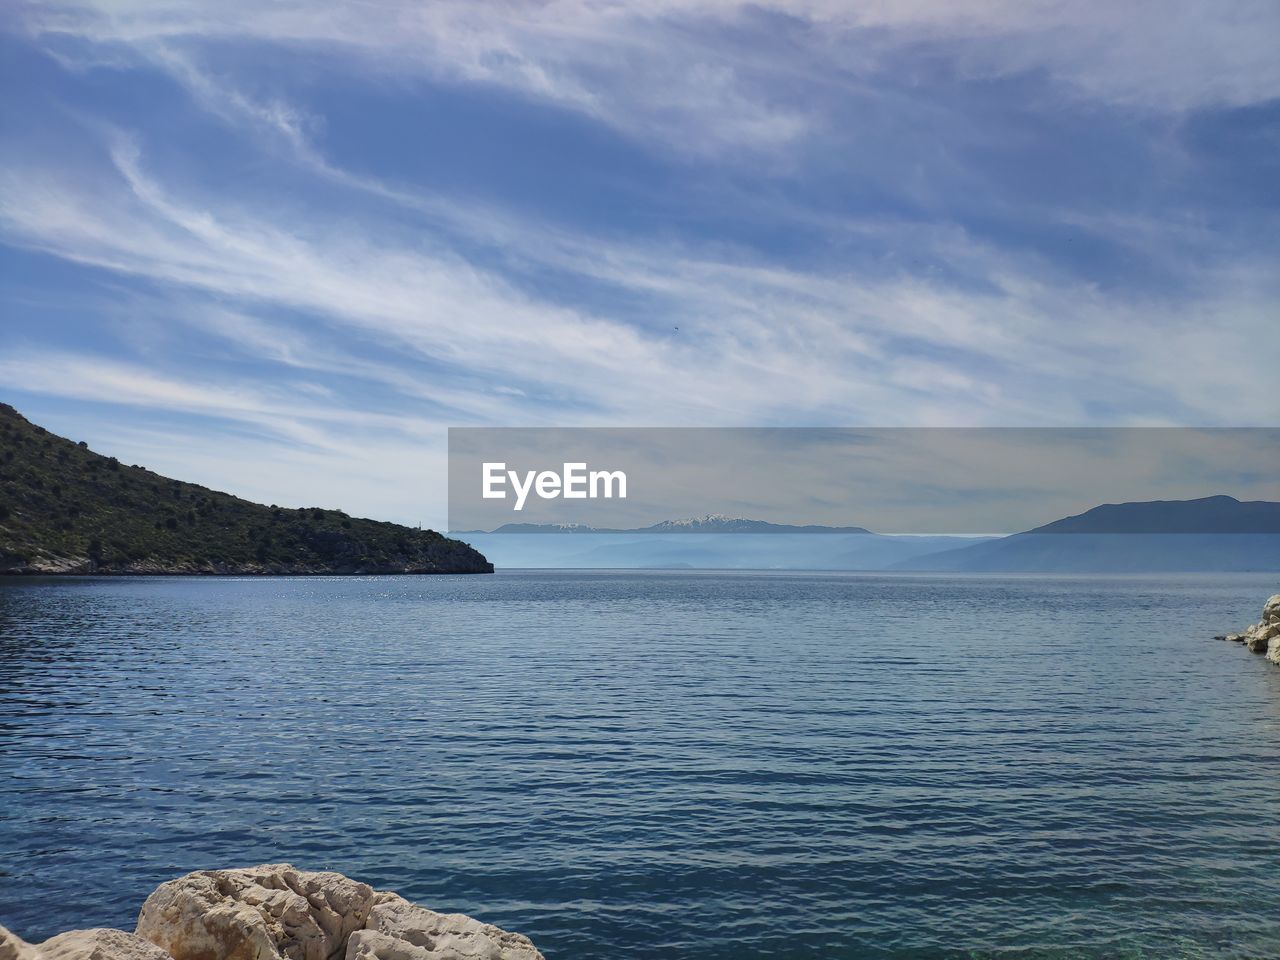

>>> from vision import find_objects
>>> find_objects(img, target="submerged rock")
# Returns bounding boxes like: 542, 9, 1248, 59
2, 866, 542, 960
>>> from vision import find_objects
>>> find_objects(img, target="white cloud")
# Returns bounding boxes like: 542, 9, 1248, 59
2, 130, 1275, 441
0, 348, 466, 522
18, 0, 1280, 164
0, 349, 446, 448
3, 3, 1278, 519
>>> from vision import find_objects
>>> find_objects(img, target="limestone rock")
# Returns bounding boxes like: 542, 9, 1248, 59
39, 929, 176, 960
0, 924, 39, 960
1218, 594, 1280, 665
1, 924, 174, 960
135, 864, 375, 960
345, 895, 544, 960
4, 866, 543, 960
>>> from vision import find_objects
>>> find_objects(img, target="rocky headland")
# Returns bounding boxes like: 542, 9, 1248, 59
0, 864, 542, 960
0, 404, 491, 575
1217, 593, 1280, 665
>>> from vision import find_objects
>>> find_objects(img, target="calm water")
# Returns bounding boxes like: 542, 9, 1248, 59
2, 571, 1279, 959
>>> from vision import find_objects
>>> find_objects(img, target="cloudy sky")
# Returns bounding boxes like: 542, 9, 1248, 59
2, 1, 1278, 526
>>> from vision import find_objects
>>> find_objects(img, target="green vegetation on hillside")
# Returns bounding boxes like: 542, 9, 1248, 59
0, 404, 491, 574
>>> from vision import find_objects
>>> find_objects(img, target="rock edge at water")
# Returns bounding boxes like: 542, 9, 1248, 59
0, 864, 544, 960
1216, 593, 1280, 665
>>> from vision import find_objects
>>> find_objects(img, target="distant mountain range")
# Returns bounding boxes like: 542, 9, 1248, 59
462, 496, 1280, 572
460, 530, 986, 570
467, 514, 872, 534
5, 398, 1273, 575
1028, 495, 1280, 534
0, 404, 492, 575
891, 496, 1280, 572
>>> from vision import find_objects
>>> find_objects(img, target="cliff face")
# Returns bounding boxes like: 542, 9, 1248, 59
0, 863, 543, 960
0, 404, 491, 575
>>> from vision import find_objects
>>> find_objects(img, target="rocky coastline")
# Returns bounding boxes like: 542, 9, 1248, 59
0, 555, 493, 576
0, 864, 542, 960
1217, 593, 1280, 665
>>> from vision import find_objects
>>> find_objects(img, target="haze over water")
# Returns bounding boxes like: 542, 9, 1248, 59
2, 571, 1279, 959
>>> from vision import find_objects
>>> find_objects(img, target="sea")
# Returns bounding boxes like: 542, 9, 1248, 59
2, 570, 1278, 959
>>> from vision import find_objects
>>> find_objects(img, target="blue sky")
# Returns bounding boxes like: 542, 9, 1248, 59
2, 1, 1278, 526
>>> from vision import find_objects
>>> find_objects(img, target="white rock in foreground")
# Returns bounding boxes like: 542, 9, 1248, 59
2, 865, 543, 960
0, 924, 175, 960
136, 864, 375, 960
347, 894, 543, 960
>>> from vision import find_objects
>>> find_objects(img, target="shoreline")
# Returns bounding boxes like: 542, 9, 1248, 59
0, 565, 495, 576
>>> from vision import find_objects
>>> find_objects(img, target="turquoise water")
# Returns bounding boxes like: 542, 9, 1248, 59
1, 571, 1279, 958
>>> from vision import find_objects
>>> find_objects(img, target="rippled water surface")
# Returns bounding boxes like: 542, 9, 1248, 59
2, 571, 1279, 959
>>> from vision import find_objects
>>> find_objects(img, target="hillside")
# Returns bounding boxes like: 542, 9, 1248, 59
1031, 495, 1280, 534
0, 404, 492, 575
894, 496, 1280, 573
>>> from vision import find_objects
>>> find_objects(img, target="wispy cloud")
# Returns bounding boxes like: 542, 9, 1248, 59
1, 0, 1276, 522
20, 0, 1280, 155
0, 348, 444, 449
4, 128, 1274, 434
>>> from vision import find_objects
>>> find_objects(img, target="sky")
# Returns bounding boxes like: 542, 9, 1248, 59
449, 428, 1280, 532
2, 1, 1278, 528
